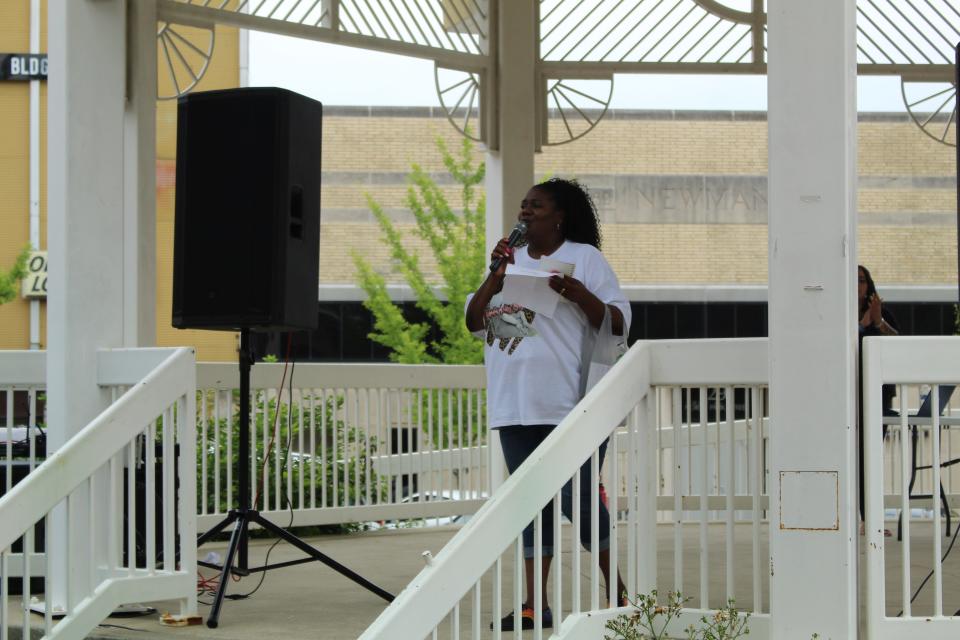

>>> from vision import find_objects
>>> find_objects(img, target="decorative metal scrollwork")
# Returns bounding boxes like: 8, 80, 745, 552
435, 64, 485, 143
541, 76, 614, 147
901, 77, 957, 147
157, 21, 215, 100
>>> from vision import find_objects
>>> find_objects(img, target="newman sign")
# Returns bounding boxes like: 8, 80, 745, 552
0, 54, 47, 81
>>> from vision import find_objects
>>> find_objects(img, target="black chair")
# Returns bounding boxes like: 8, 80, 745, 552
892, 385, 957, 540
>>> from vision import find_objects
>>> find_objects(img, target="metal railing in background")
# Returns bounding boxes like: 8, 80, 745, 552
0, 348, 197, 640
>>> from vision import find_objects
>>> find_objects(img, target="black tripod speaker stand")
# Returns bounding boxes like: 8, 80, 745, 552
196, 329, 394, 628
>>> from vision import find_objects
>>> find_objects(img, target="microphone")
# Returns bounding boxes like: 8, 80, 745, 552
489, 221, 528, 273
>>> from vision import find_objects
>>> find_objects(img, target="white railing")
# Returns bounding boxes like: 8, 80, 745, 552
7, 354, 958, 537
361, 339, 773, 640
0, 348, 197, 639
646, 384, 770, 615
865, 337, 960, 639
194, 363, 489, 532
6, 342, 960, 638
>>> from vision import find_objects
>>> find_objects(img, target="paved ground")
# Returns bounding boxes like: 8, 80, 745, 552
4, 521, 959, 639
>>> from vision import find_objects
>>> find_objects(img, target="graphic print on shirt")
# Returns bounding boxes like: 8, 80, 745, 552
483, 296, 537, 355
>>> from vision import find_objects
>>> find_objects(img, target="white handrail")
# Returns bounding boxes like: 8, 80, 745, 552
194, 362, 485, 390
0, 349, 44, 386
864, 336, 960, 639
360, 338, 774, 638
0, 348, 195, 550
360, 341, 653, 638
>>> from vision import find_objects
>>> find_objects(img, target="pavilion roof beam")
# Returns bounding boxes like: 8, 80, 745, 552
636, 3, 699, 62
597, 0, 667, 62
542, 0, 609, 60
538, 59, 955, 81
384, 0, 420, 44
617, 1, 690, 63
689, 19, 736, 63
157, 0, 486, 69
399, 0, 434, 47
905, 0, 958, 51
536, 0, 956, 79
693, 0, 754, 23
863, 0, 934, 64
885, 0, 952, 62
431, 1, 472, 54
658, 10, 712, 62
440, 0, 486, 39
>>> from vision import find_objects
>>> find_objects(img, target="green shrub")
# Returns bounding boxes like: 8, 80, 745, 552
605, 591, 750, 640
196, 390, 387, 533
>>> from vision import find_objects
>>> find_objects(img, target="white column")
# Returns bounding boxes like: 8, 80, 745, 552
29, 0, 41, 349
47, 0, 127, 610
484, 0, 536, 249
124, 0, 158, 347
767, 1, 858, 638
483, 0, 537, 489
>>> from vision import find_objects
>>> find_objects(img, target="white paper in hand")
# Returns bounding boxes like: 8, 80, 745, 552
539, 257, 574, 276
501, 265, 561, 317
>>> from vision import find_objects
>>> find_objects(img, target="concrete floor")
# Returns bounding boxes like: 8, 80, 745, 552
4, 521, 959, 639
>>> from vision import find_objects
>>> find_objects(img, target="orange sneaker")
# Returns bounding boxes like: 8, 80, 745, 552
493, 606, 553, 631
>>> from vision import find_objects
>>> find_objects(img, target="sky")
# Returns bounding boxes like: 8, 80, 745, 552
248, 32, 912, 112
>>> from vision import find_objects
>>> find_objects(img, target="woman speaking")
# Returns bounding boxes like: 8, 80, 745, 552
465, 178, 630, 631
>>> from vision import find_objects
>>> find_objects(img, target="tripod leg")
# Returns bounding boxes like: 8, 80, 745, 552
197, 513, 238, 548
251, 513, 394, 602
206, 514, 250, 629
941, 482, 951, 537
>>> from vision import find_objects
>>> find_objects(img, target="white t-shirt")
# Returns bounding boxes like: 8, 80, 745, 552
467, 241, 631, 429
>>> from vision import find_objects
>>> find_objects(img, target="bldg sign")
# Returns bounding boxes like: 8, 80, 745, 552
0, 54, 47, 81
21, 251, 47, 298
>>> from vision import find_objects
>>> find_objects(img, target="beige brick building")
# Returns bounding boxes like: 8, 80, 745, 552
325, 108, 957, 289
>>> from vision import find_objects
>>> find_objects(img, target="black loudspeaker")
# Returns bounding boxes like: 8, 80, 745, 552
172, 87, 322, 331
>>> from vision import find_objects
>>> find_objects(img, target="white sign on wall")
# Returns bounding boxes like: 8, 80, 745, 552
21, 251, 47, 298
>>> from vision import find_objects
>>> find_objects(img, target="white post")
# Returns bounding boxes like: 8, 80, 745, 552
29, 0, 42, 350
483, 0, 537, 489
47, 0, 128, 611
484, 0, 536, 249
767, 0, 858, 638
124, 0, 158, 347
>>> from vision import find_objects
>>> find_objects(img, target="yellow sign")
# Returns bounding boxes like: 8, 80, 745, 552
21, 251, 47, 298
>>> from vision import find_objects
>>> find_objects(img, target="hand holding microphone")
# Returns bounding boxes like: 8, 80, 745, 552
489, 221, 528, 274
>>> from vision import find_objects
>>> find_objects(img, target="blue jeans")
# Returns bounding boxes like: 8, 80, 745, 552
498, 424, 610, 559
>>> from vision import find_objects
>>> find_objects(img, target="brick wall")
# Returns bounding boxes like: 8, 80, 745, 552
321, 108, 957, 287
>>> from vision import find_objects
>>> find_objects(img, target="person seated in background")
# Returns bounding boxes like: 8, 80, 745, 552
857, 265, 900, 534
859, 264, 899, 340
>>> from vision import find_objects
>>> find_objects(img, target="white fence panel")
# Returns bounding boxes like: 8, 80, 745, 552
0, 347, 197, 639
361, 339, 774, 640
194, 363, 489, 532
864, 337, 960, 640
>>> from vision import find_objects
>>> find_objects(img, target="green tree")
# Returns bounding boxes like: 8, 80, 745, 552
352, 136, 486, 365
0, 246, 30, 305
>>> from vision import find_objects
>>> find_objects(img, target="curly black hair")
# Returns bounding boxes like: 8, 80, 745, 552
858, 264, 878, 315
534, 177, 603, 249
